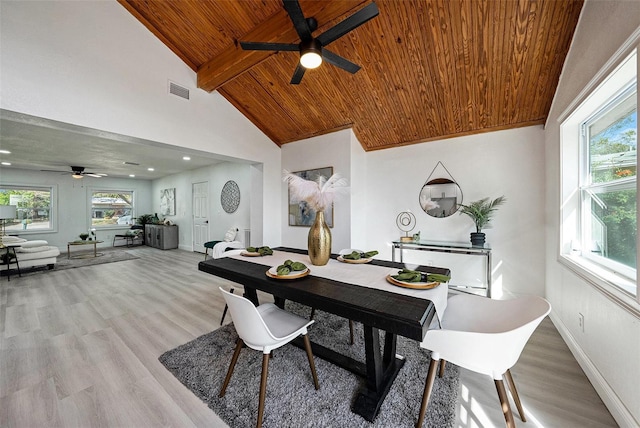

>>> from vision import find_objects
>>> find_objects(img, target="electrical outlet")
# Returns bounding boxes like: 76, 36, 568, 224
578, 313, 584, 332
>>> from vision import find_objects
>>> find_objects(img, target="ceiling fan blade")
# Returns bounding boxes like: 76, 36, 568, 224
322, 49, 361, 74
290, 64, 306, 84
240, 41, 299, 51
316, 2, 379, 47
40, 169, 70, 173
85, 173, 104, 178
283, 0, 312, 41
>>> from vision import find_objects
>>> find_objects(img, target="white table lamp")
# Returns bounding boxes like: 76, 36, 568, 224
0, 205, 17, 247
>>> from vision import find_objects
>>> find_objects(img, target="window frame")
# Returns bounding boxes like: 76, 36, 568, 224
88, 187, 135, 229
0, 183, 57, 234
579, 84, 637, 281
559, 47, 639, 308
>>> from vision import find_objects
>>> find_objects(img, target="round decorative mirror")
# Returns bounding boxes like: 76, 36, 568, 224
419, 178, 463, 218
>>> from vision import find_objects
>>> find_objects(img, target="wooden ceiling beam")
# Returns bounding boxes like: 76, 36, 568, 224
197, 0, 370, 92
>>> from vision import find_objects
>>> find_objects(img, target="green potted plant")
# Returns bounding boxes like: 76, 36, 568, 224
458, 196, 506, 246
135, 214, 154, 245
136, 214, 154, 226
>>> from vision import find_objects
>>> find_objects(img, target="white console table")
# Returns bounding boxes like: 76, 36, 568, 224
392, 240, 492, 297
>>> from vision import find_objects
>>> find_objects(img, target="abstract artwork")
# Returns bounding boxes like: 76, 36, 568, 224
160, 188, 175, 216
288, 167, 334, 227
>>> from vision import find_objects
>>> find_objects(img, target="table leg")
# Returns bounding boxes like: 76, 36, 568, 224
352, 326, 404, 422
11, 247, 20, 279
94, 242, 97, 257
487, 251, 492, 298
3, 247, 21, 281
67, 244, 71, 259
243, 288, 260, 306
250, 290, 406, 423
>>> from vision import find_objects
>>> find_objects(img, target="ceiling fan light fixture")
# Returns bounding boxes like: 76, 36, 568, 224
300, 40, 322, 69
72, 173, 83, 179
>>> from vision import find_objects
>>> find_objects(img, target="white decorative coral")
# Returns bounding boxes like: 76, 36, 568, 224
419, 194, 440, 212
283, 170, 349, 211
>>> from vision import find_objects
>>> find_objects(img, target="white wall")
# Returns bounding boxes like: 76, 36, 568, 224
152, 162, 253, 251
0, 0, 281, 247
0, 168, 152, 249
363, 126, 546, 297
350, 131, 368, 247
281, 130, 353, 252
282, 126, 546, 298
544, 1, 640, 425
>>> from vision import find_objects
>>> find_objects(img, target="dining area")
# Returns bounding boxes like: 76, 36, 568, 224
186, 247, 550, 428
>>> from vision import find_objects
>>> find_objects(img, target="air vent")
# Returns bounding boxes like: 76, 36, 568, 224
123, 161, 139, 166
168, 81, 189, 100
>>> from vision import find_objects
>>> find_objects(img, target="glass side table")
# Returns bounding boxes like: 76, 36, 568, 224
392, 239, 492, 297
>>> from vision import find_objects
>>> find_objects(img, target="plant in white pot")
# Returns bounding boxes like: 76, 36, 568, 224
458, 196, 506, 246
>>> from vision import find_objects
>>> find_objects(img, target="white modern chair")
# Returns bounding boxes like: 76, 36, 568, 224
218, 287, 320, 428
416, 294, 551, 428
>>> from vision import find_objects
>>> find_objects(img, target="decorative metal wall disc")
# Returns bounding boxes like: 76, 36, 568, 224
221, 180, 240, 213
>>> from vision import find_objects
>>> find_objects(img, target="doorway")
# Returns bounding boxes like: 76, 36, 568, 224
192, 181, 209, 253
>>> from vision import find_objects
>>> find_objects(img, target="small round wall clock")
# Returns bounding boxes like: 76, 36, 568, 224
221, 180, 240, 213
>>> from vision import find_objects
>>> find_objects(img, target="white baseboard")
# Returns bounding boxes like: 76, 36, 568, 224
549, 312, 639, 427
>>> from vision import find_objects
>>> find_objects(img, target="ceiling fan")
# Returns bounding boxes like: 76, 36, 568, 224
41, 166, 107, 179
240, 0, 379, 84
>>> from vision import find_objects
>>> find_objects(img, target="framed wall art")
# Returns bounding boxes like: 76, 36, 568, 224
288, 166, 334, 227
160, 188, 176, 216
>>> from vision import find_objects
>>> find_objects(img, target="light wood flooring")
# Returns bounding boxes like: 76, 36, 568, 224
0, 247, 617, 427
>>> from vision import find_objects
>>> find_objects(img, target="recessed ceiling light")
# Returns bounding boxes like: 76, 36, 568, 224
0, 150, 11, 154
147, 167, 154, 171
183, 156, 191, 161
1, 162, 11, 166
129, 174, 136, 178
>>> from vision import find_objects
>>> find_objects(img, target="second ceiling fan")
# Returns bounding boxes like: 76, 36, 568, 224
41, 166, 107, 179
240, 0, 379, 84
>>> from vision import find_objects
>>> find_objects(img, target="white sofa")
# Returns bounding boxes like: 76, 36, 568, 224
2, 236, 60, 271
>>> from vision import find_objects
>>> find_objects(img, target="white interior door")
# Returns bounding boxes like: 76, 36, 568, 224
192, 181, 209, 253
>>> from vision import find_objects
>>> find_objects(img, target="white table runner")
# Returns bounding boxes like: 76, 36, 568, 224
226, 250, 448, 322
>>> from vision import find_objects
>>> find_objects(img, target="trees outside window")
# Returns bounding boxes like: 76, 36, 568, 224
91, 190, 134, 227
0, 186, 53, 231
582, 86, 637, 274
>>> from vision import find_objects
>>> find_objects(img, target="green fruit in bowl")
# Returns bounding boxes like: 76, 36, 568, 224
290, 262, 307, 271
276, 265, 291, 276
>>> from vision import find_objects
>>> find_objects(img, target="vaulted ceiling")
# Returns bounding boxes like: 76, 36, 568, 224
118, 0, 583, 151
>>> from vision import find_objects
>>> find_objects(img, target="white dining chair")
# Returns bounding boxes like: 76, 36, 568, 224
218, 287, 320, 428
416, 294, 551, 428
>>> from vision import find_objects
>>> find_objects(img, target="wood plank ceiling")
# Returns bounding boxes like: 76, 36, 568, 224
119, 0, 584, 151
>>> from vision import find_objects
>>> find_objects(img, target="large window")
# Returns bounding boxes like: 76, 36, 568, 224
561, 49, 637, 299
0, 185, 54, 232
581, 85, 637, 278
91, 190, 134, 227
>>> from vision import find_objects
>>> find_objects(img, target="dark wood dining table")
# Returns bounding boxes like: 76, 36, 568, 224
198, 247, 451, 422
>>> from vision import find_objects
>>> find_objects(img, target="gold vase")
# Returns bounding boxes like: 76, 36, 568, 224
308, 210, 331, 266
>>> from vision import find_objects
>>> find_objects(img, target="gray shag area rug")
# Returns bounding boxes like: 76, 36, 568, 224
159, 302, 459, 428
